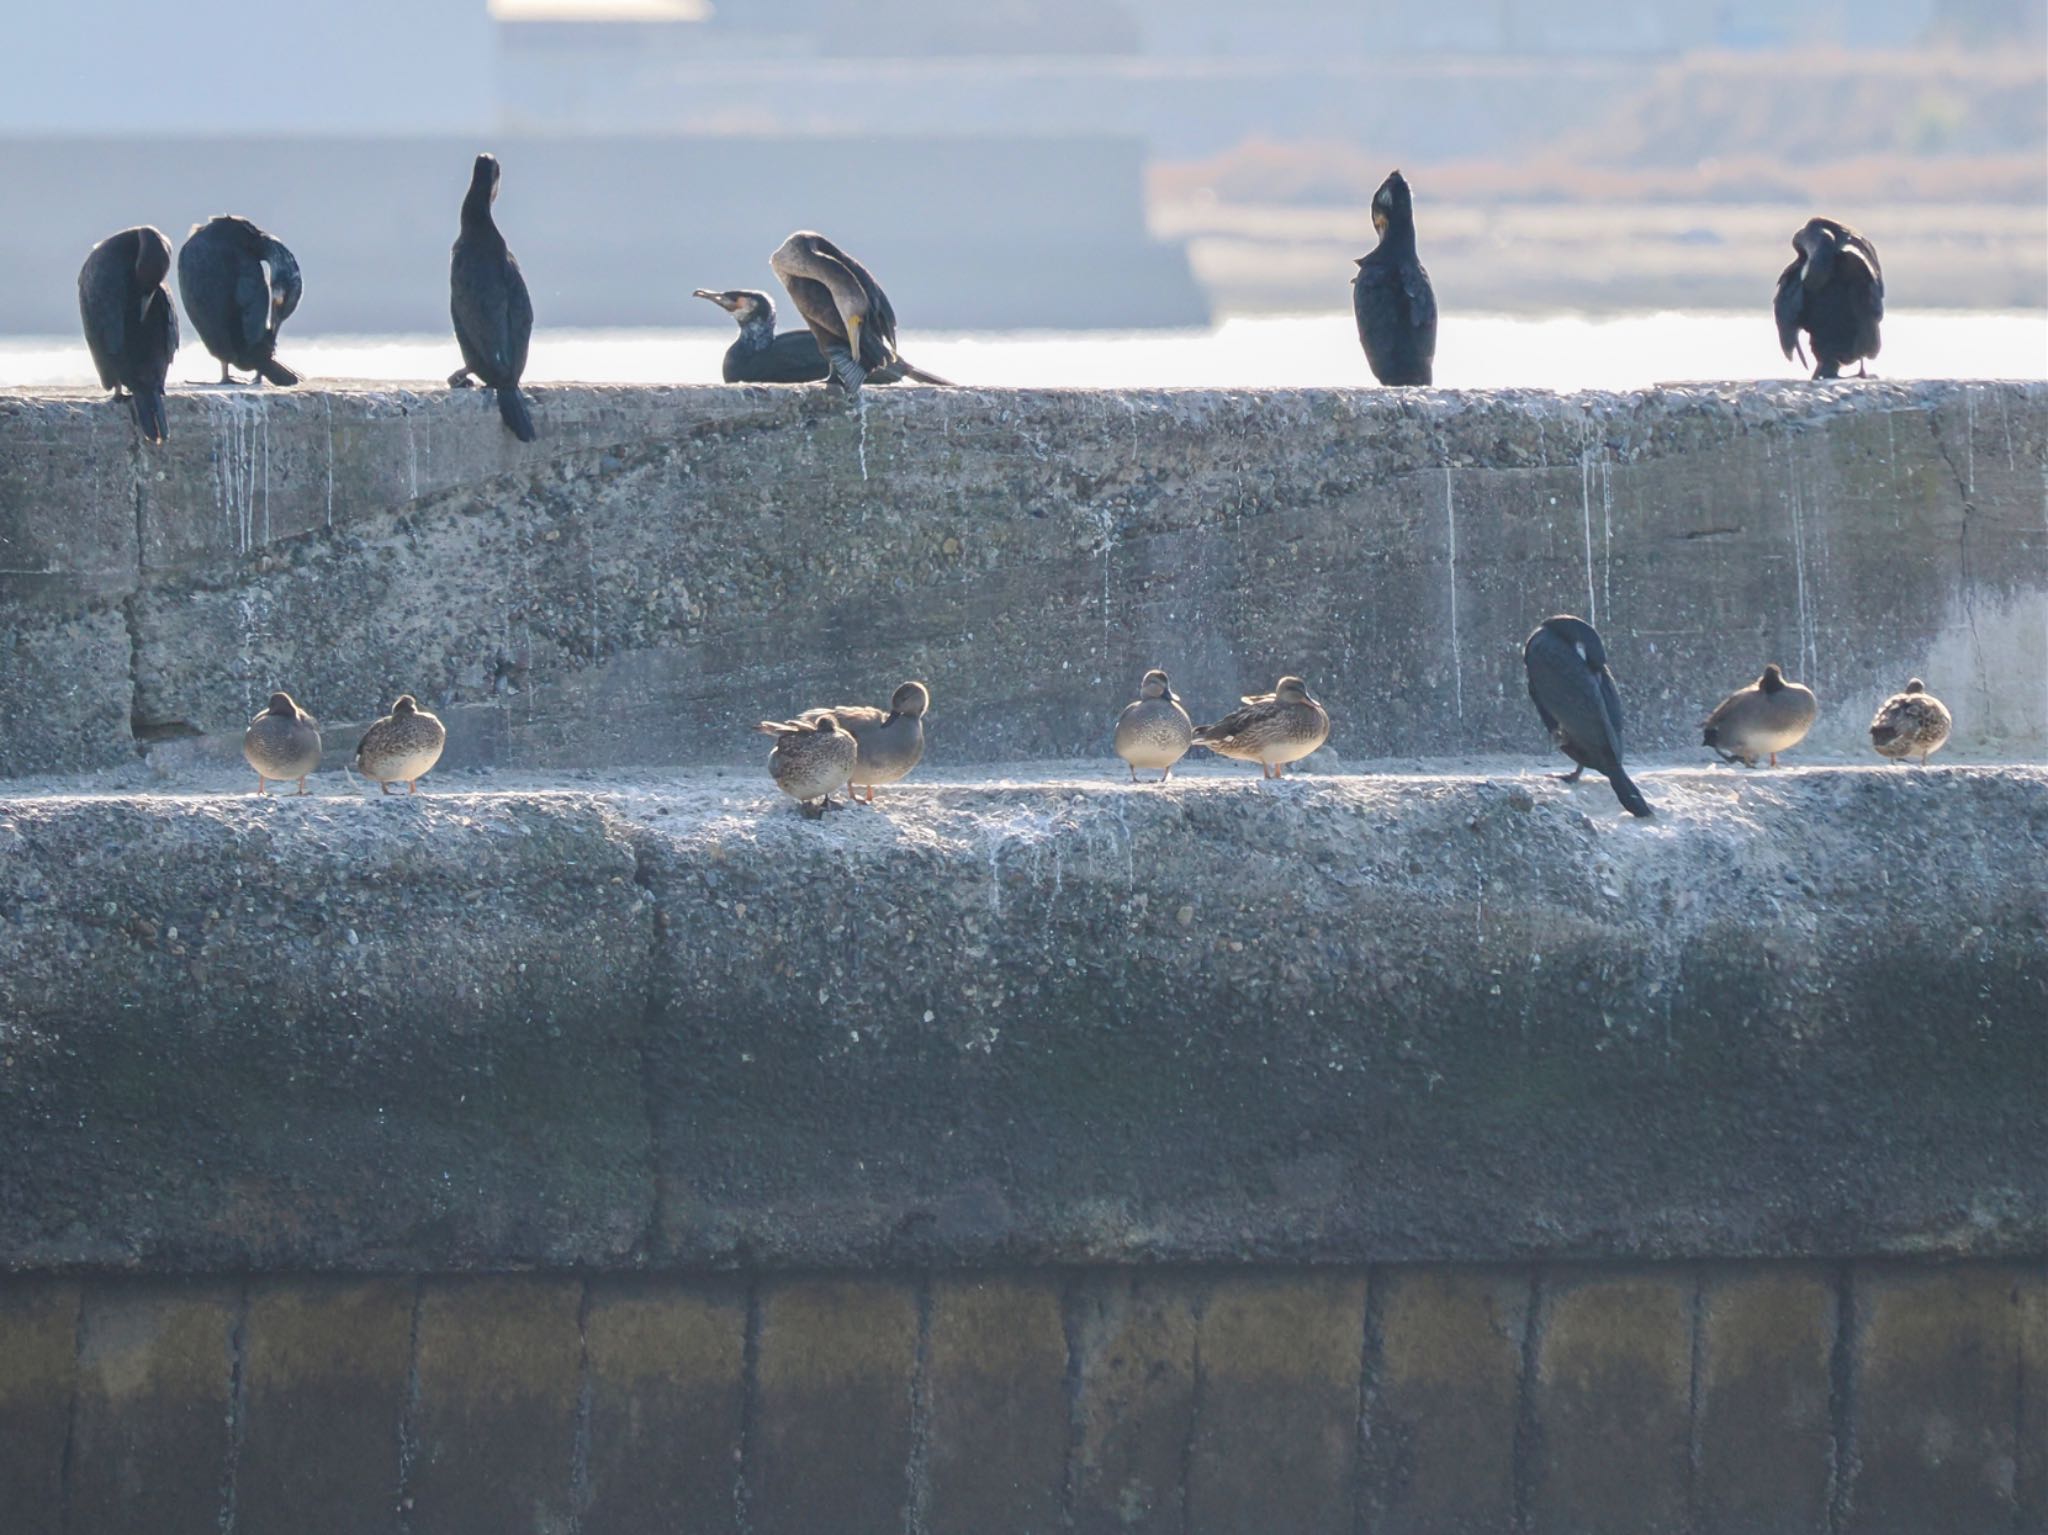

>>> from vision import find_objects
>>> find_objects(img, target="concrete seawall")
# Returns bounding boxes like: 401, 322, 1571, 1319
1, 380, 2042, 780
2, 380, 2043, 1528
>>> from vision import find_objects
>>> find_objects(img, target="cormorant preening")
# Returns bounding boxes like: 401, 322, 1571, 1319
449, 153, 535, 441
1774, 217, 1883, 379
693, 289, 830, 383
1523, 615, 1652, 818
1353, 170, 1436, 387
768, 232, 949, 392
77, 226, 178, 443
177, 216, 302, 386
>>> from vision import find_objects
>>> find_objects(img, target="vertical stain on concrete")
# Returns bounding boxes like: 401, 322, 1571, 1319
568, 1279, 594, 1533
1443, 469, 1463, 718
734, 1278, 762, 1535
217, 1281, 248, 1535
904, 1274, 934, 1535
1512, 1267, 1547, 1533
1351, 1268, 1383, 1535
394, 1278, 424, 1535
1826, 1262, 1858, 1535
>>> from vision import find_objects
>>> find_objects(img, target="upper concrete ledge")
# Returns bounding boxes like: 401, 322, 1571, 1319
1, 379, 2043, 783
1, 763, 2042, 1273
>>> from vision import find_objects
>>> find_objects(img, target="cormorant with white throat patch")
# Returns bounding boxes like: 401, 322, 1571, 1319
768, 231, 949, 393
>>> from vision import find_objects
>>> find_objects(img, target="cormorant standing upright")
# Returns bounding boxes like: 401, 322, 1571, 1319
448, 153, 535, 441
1774, 217, 1883, 379
78, 225, 178, 443
1353, 169, 1436, 387
693, 289, 830, 383
1523, 615, 1652, 818
177, 215, 302, 386
768, 232, 949, 392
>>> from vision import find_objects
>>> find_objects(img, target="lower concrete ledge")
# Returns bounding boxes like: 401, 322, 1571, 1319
0, 1261, 2039, 1535
2, 764, 2043, 1272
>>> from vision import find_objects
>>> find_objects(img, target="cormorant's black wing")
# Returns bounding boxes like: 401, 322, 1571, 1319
1525, 629, 1624, 775
1840, 233, 1883, 321
77, 240, 127, 390
234, 256, 271, 354
728, 330, 831, 384
1773, 256, 1805, 362
811, 243, 898, 371
1404, 259, 1438, 376
503, 251, 533, 381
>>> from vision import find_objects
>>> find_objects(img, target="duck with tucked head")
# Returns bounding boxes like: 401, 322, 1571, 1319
1702, 664, 1818, 768
757, 712, 858, 818
798, 681, 929, 803
1192, 676, 1330, 779
1114, 668, 1193, 782
1869, 678, 1950, 765
243, 691, 322, 796
354, 696, 447, 795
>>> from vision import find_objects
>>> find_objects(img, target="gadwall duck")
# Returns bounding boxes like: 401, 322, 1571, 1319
242, 690, 321, 795
354, 695, 447, 794
1192, 675, 1330, 779
758, 712, 858, 817
1702, 664, 1818, 767
1869, 678, 1950, 764
1114, 668, 1193, 782
801, 680, 928, 803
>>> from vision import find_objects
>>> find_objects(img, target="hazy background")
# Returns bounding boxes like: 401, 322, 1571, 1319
1, 0, 2042, 381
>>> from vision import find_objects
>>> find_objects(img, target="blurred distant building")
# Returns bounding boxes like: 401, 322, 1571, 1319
0, 0, 491, 134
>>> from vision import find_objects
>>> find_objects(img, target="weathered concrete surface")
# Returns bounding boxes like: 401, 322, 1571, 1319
1, 765, 2042, 1273
0, 1263, 2035, 1535
2, 381, 2042, 781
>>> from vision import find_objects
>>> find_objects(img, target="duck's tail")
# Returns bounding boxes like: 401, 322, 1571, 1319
1607, 768, 1653, 818
497, 384, 536, 443
130, 387, 168, 444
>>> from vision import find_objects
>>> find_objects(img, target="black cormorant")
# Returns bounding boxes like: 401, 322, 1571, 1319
77, 225, 178, 444
1523, 615, 1652, 818
448, 153, 535, 441
768, 232, 949, 392
693, 289, 830, 383
1774, 217, 1883, 379
1353, 169, 1437, 387
693, 287, 946, 386
177, 215, 302, 386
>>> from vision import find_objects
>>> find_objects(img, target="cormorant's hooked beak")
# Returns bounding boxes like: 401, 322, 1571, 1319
692, 289, 741, 313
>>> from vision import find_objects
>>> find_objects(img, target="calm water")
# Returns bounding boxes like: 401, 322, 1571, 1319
3, 310, 2043, 392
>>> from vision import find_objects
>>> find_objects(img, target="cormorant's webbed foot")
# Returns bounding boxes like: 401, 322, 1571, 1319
825, 347, 868, 394
448, 368, 475, 389
1554, 765, 1585, 783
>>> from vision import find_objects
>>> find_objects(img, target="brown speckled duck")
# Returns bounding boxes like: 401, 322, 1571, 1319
757, 712, 858, 817
1114, 668, 1193, 782
1702, 664, 1818, 768
1869, 678, 1951, 765
242, 691, 322, 795
799, 680, 927, 803
1192, 675, 1330, 779
354, 695, 447, 794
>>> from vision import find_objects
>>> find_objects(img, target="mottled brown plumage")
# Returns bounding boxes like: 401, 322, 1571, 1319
1192, 676, 1330, 778
797, 681, 928, 803
757, 712, 859, 817
1114, 668, 1192, 782
354, 695, 446, 794
1869, 678, 1950, 765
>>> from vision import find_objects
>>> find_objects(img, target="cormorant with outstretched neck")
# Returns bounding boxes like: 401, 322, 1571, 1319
693, 288, 948, 386
78, 225, 178, 443
768, 231, 949, 392
1353, 169, 1436, 387
449, 153, 535, 441
1774, 217, 1883, 379
1523, 615, 1652, 818
178, 215, 302, 386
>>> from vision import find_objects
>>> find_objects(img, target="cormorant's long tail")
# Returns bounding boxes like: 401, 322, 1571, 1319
131, 388, 168, 444
887, 357, 951, 386
497, 385, 536, 443
1606, 768, 1653, 818
258, 357, 301, 387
